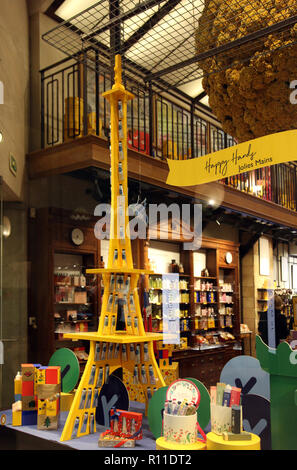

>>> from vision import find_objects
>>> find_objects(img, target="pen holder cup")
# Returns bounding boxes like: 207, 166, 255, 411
163, 412, 197, 444
210, 404, 232, 435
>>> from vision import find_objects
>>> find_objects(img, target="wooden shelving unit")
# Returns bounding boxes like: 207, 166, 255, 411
144, 235, 241, 388
257, 288, 268, 313
28, 207, 101, 366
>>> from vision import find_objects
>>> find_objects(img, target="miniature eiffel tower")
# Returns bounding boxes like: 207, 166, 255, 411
60, 55, 165, 442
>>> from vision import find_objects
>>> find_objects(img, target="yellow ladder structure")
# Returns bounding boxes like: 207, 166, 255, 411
60, 55, 165, 442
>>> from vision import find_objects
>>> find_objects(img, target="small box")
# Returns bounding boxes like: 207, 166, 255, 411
12, 410, 22, 426
159, 358, 170, 368
60, 392, 74, 412
231, 405, 242, 434
74, 291, 87, 304
110, 409, 142, 440
45, 366, 60, 385
160, 362, 179, 386
12, 401, 22, 413
46, 398, 59, 417
98, 434, 135, 448
21, 364, 35, 382
177, 337, 188, 349
22, 396, 37, 411
38, 399, 47, 415
35, 367, 47, 385
37, 383, 60, 399
22, 380, 34, 397
36, 383, 60, 430
22, 410, 37, 426
223, 431, 252, 441
37, 414, 59, 430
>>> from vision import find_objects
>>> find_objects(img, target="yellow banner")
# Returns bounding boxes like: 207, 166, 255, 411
166, 130, 297, 186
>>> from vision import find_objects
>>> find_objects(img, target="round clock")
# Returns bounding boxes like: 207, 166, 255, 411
71, 228, 84, 246
225, 251, 233, 264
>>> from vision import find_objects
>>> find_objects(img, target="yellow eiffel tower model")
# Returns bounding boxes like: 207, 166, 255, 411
60, 55, 165, 442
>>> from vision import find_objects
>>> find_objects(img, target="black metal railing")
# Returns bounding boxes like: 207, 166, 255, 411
40, 56, 297, 212
40, 56, 211, 159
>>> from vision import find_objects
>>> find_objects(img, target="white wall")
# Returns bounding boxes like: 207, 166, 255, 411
0, 0, 30, 201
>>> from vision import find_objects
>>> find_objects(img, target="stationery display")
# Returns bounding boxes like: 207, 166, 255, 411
12, 363, 61, 429
58, 55, 165, 442
99, 408, 143, 448
210, 382, 251, 440
162, 379, 206, 446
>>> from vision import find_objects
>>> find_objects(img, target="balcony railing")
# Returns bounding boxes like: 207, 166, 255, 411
40, 56, 297, 213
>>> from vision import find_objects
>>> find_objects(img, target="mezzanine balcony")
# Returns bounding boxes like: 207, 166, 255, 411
27, 55, 297, 229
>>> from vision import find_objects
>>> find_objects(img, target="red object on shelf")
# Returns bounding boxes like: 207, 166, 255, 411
22, 380, 34, 397
109, 408, 143, 440
127, 130, 150, 155
45, 366, 60, 385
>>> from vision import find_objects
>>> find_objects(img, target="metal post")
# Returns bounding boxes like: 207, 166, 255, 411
94, 51, 100, 137
83, 53, 88, 136
148, 81, 153, 157
41, 71, 45, 149
109, 0, 121, 76
190, 101, 195, 159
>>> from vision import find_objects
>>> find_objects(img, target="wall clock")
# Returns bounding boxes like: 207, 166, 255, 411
71, 228, 84, 246
225, 252, 233, 264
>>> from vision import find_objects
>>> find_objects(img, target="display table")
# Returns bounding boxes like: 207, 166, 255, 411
206, 432, 260, 450
0, 402, 157, 450
156, 436, 206, 450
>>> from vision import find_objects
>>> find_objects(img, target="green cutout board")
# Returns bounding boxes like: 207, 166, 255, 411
256, 335, 297, 450
49, 348, 80, 393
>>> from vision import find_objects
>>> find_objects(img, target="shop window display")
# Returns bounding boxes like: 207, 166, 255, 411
2, 0, 297, 454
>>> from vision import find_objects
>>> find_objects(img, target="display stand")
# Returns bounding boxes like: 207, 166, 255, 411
60, 55, 165, 442
156, 437, 206, 450
206, 432, 260, 450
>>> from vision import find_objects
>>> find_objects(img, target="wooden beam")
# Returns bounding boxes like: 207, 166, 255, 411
27, 135, 297, 229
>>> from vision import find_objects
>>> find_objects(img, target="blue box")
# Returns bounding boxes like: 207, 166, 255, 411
22, 410, 37, 425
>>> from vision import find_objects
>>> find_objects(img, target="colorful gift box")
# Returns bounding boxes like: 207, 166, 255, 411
160, 362, 179, 386
21, 364, 35, 382
12, 410, 22, 426
38, 399, 47, 415
35, 367, 47, 386
45, 366, 60, 385
22, 395, 37, 411
109, 408, 143, 440
37, 414, 59, 430
12, 364, 61, 428
36, 383, 60, 430
22, 380, 34, 397
22, 410, 37, 426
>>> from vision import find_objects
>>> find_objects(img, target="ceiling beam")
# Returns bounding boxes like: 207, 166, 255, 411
145, 14, 297, 81
240, 231, 263, 258
81, 0, 166, 42
120, 0, 183, 54
193, 91, 207, 103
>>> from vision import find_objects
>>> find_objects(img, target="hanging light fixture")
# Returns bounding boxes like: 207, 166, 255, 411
2, 216, 11, 238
